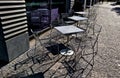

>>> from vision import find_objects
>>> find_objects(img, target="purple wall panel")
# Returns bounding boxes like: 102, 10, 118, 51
30, 8, 59, 31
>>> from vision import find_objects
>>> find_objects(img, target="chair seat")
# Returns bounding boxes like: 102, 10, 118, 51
65, 20, 76, 24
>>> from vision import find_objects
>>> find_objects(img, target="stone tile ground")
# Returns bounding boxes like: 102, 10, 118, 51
90, 2, 120, 78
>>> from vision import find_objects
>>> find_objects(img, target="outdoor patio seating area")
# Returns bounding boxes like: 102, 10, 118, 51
0, 1, 120, 78
0, 1, 101, 77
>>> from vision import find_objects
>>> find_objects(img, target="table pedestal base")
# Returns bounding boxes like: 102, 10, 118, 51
60, 49, 74, 55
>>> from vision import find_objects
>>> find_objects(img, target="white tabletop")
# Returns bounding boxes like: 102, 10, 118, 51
68, 16, 88, 21
75, 12, 88, 15
54, 25, 84, 35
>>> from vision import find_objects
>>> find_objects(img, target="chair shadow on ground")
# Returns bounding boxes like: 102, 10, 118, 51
8, 71, 44, 78
110, 2, 120, 6
48, 56, 94, 78
111, 7, 120, 15
21, 72, 44, 78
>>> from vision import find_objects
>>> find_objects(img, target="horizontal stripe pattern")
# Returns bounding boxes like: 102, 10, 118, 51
0, 0, 28, 40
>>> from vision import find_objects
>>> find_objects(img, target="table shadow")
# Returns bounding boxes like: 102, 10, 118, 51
111, 7, 120, 15
46, 43, 69, 55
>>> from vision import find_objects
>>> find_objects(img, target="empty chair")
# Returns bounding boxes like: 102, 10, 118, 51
31, 10, 41, 31
60, 13, 76, 25
38, 9, 50, 29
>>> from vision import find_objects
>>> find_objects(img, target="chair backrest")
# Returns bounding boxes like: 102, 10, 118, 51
31, 10, 40, 17
61, 13, 69, 19
92, 24, 102, 49
38, 9, 49, 24
51, 8, 59, 22
31, 10, 41, 23
38, 9, 49, 16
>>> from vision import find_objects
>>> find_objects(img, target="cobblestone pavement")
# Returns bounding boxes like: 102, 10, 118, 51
90, 2, 120, 78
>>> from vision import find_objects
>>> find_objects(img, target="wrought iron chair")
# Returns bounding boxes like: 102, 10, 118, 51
60, 12, 76, 25
30, 10, 41, 31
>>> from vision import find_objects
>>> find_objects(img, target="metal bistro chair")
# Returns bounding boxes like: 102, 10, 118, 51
30, 25, 65, 61
81, 5, 98, 37
14, 44, 44, 70
30, 10, 41, 31
48, 26, 86, 78
81, 4, 98, 33
38, 9, 50, 29
70, 6, 98, 36
71, 24, 102, 78
14, 30, 59, 70
60, 12, 76, 25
